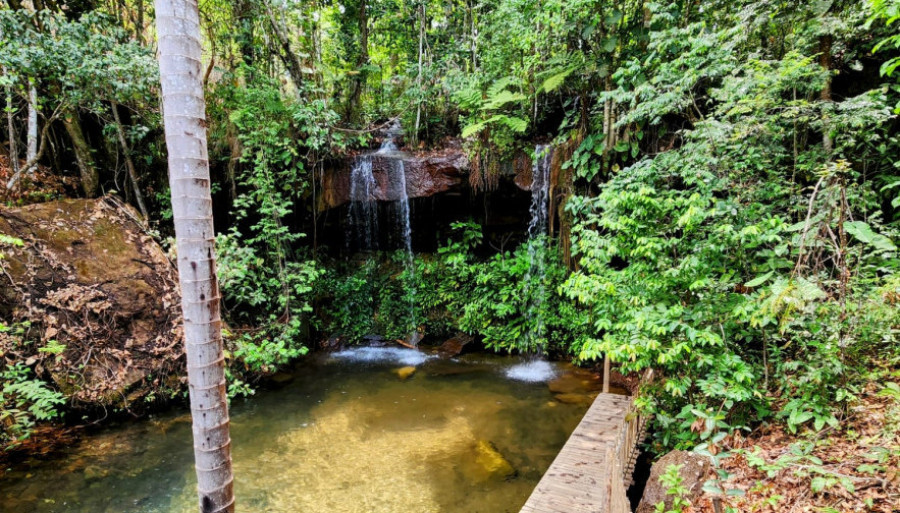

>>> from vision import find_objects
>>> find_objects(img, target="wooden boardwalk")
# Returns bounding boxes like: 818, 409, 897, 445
520, 393, 637, 513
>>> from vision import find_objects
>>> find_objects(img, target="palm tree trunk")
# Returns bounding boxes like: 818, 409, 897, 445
154, 1, 235, 512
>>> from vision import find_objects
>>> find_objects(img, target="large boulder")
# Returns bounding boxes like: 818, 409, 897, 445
0, 197, 184, 407
636, 450, 711, 513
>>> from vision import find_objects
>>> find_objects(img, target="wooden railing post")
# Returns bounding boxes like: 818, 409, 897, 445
602, 353, 610, 393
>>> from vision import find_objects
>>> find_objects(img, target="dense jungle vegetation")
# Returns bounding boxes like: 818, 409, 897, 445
1, 0, 899, 490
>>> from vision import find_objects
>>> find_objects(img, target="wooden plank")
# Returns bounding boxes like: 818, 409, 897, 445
518, 392, 633, 513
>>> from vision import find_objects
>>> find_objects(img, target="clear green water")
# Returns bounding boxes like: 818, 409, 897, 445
0, 349, 595, 513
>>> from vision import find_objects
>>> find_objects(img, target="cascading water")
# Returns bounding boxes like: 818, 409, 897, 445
525, 144, 552, 350
507, 144, 555, 382
345, 123, 419, 344
380, 132, 419, 342
346, 157, 379, 252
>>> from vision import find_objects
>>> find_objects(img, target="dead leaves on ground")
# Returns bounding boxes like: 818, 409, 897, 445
695, 381, 900, 513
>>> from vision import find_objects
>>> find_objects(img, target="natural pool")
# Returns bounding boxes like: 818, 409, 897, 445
0, 348, 600, 513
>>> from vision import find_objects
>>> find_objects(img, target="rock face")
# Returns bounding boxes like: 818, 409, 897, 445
320, 147, 470, 210
437, 333, 474, 358
0, 198, 184, 407
636, 450, 711, 513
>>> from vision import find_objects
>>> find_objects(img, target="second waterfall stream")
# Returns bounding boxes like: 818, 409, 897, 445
506, 144, 556, 382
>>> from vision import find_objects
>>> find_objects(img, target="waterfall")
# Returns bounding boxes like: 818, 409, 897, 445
347, 157, 379, 252
344, 124, 403, 253
525, 144, 552, 353
379, 137, 418, 344
507, 144, 555, 382
345, 123, 419, 344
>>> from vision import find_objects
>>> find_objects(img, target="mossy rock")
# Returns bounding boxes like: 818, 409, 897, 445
470, 440, 516, 482
393, 366, 417, 380
0, 198, 184, 408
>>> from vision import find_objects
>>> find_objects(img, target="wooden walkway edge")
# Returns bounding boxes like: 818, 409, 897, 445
519, 393, 642, 513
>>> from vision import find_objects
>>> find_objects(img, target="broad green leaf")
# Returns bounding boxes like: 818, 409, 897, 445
844, 221, 896, 252
744, 271, 773, 288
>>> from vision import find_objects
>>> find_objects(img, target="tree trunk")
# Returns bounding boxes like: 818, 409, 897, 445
233, 0, 255, 74
5, 79, 18, 178
111, 101, 149, 220
820, 34, 833, 155
6, 107, 55, 190
470, 0, 478, 71
2, 22, 19, 177
154, 1, 236, 512
62, 109, 100, 197
27, 84, 37, 165
347, 0, 368, 122
264, 0, 305, 92
136, 0, 145, 43
413, 2, 424, 145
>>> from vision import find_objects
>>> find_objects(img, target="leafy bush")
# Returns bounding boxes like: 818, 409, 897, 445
558, 3, 900, 450
0, 323, 65, 448
318, 221, 587, 355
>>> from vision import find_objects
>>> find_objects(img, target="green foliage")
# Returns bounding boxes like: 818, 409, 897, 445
456, 76, 530, 174
0, 233, 23, 261
209, 74, 331, 386
869, 0, 900, 78
316, 261, 379, 342
654, 464, 690, 513
1, 0, 898, 463
0, 9, 157, 116
319, 222, 585, 354
559, 0, 900, 450
744, 441, 863, 495
0, 323, 65, 448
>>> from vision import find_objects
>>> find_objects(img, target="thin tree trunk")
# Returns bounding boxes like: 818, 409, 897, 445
136, 0, 145, 43
413, 2, 424, 145
470, 0, 478, 71
111, 101, 149, 220
27, 84, 37, 165
820, 34, 833, 155
347, 0, 368, 122
6, 107, 59, 190
154, 1, 235, 512
62, 109, 100, 197
4, 57, 19, 178
264, 0, 305, 91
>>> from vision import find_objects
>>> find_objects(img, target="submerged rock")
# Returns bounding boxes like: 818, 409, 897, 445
270, 372, 295, 385
553, 392, 597, 405
547, 366, 602, 395
82, 465, 108, 481
636, 450, 710, 513
0, 198, 183, 407
393, 366, 417, 380
471, 440, 516, 482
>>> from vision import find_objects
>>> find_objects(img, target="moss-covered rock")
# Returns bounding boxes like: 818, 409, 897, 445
393, 366, 417, 380
471, 439, 516, 481
0, 197, 183, 409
